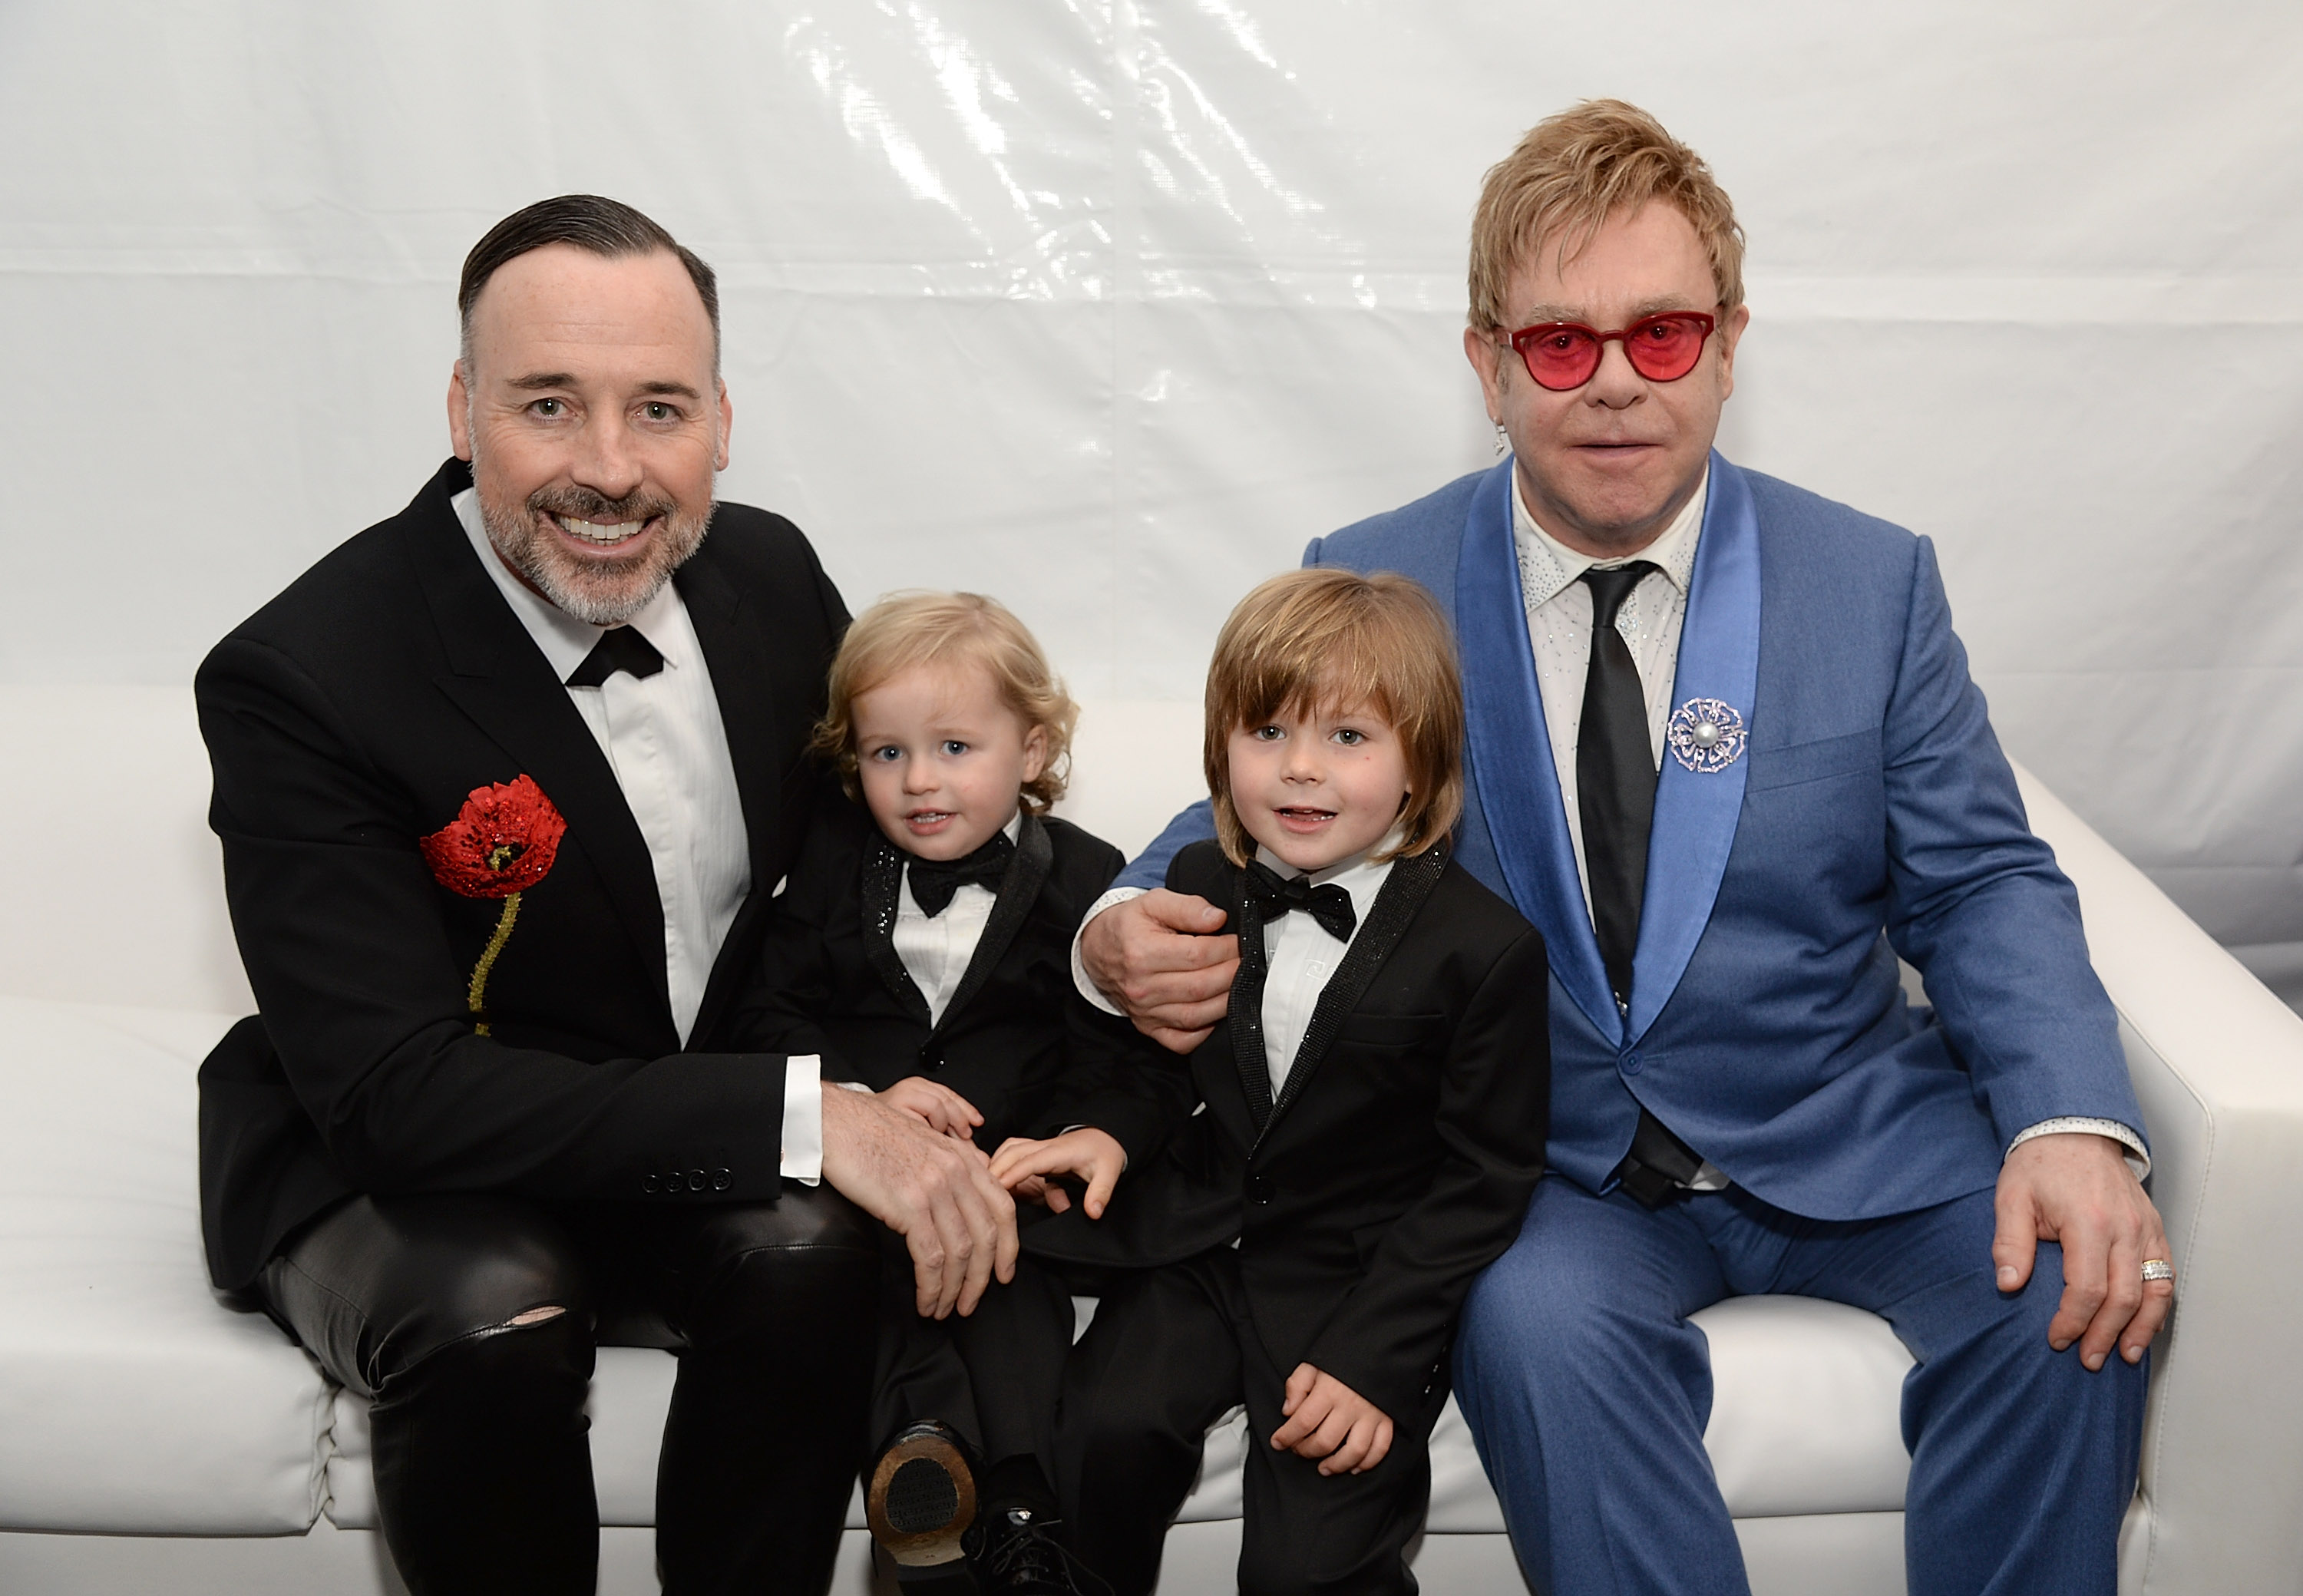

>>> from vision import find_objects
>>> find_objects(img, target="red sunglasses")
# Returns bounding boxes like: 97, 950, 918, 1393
1505, 309, 1719, 392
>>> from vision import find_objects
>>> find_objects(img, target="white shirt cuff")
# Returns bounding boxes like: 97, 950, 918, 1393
779, 1056, 823, 1185
2007, 1116, 2150, 1180
1070, 886, 1148, 1015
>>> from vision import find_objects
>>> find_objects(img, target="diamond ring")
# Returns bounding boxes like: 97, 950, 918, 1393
2141, 1259, 2175, 1284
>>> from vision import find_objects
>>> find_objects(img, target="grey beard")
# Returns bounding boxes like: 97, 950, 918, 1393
476, 477, 712, 626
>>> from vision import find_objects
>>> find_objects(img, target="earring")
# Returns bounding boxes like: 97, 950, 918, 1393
1494, 423, 1509, 457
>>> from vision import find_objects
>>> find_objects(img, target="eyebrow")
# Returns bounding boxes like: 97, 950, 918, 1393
1514, 295, 1703, 327
503, 372, 705, 401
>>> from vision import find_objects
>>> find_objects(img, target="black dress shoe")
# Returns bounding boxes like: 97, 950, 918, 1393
973, 1506, 1113, 1596
867, 1421, 979, 1582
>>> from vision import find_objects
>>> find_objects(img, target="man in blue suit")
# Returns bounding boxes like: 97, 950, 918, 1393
1074, 101, 2171, 1593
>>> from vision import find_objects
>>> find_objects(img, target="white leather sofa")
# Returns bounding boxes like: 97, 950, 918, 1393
2, 685, 2300, 1594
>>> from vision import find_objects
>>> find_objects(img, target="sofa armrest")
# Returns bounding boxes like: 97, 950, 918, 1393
2017, 765, 2303, 1594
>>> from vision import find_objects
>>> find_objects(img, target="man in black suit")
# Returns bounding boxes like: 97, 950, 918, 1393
195, 196, 1019, 1596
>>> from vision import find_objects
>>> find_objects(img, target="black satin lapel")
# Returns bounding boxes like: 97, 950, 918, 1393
411, 485, 671, 1022
675, 547, 790, 900
861, 837, 934, 1026
937, 813, 1052, 1033
1256, 842, 1451, 1145
1225, 868, 1277, 1129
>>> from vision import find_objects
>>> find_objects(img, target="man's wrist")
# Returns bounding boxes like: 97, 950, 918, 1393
1070, 886, 1148, 1014
2006, 1116, 2149, 1179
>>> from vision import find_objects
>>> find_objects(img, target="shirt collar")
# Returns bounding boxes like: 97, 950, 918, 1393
1510, 463, 1708, 610
451, 486, 688, 684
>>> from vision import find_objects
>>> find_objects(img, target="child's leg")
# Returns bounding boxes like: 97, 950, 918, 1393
1053, 1254, 1247, 1596
1231, 1297, 1446, 1595
941, 1251, 1077, 1512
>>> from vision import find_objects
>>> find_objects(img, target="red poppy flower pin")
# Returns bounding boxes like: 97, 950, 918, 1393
419, 775, 568, 1036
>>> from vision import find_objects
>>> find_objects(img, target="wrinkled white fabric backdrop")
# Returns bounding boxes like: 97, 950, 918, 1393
3, 1, 2300, 1001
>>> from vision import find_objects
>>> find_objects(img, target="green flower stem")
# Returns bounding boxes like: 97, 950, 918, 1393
468, 891, 522, 1037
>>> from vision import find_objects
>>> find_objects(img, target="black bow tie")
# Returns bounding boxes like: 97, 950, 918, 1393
1244, 859, 1358, 943
566, 626, 666, 688
906, 830, 1016, 917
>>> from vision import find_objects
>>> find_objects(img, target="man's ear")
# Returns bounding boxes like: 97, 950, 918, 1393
1715, 302, 1752, 401
715, 378, 733, 471
448, 361, 474, 461
1463, 325, 1508, 424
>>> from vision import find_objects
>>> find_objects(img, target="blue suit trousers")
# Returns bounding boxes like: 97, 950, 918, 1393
1453, 1177, 2144, 1596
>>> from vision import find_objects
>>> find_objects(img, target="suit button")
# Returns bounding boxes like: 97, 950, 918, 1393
918, 1041, 945, 1072
1621, 1050, 1643, 1076
642, 1174, 660, 1195
687, 1168, 709, 1193
1248, 1175, 1272, 1205
712, 1168, 732, 1192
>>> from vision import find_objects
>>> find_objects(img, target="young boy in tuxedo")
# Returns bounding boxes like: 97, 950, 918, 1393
993, 568, 1551, 1596
747, 591, 1169, 1595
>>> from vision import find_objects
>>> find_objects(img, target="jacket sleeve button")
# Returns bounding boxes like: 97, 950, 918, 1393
642, 1174, 660, 1195
687, 1168, 708, 1192
712, 1168, 732, 1191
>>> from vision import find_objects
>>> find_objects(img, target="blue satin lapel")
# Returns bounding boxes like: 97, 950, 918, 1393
1629, 452, 1760, 1040
1454, 458, 1619, 1040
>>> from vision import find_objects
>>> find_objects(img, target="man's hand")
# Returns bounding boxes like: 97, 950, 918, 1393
1994, 1132, 2174, 1370
879, 1076, 984, 1141
819, 1082, 1017, 1320
1270, 1363, 1394, 1475
1080, 889, 1239, 1053
989, 1128, 1128, 1218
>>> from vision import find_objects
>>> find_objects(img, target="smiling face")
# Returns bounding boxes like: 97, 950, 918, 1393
448, 243, 732, 624
1225, 696, 1411, 875
851, 662, 1049, 862
1465, 200, 1748, 559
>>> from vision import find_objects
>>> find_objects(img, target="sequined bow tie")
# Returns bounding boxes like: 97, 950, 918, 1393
907, 830, 1016, 917
1244, 859, 1357, 943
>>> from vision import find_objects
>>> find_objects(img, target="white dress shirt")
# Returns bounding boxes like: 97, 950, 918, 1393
894, 814, 1023, 1026
451, 490, 824, 1179
1254, 844, 1396, 1096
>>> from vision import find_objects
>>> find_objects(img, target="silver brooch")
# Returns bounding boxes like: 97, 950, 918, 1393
1667, 698, 1746, 773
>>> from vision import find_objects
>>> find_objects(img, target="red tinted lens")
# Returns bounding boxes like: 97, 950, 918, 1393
1619, 313, 1712, 382
1516, 325, 1602, 390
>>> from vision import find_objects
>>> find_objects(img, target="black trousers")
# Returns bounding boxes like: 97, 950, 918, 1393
260, 1187, 881, 1596
1053, 1249, 1446, 1596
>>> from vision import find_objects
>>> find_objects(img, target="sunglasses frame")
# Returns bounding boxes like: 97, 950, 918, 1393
1505, 309, 1720, 392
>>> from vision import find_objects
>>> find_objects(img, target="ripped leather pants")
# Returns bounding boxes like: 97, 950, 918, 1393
260, 1188, 881, 1596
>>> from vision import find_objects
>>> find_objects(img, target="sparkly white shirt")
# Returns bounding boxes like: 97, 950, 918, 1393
1253, 844, 1396, 1097
452, 489, 824, 1179
893, 814, 1023, 1026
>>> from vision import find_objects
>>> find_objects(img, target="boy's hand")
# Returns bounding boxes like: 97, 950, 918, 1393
1270, 1364, 1394, 1475
988, 1128, 1128, 1218
879, 1076, 984, 1141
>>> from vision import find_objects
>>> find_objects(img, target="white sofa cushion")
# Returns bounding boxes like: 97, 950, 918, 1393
0, 996, 326, 1533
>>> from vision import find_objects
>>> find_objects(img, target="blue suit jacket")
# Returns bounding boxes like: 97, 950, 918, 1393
1121, 454, 2143, 1220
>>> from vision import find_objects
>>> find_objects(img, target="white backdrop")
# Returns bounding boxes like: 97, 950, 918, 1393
4, 2, 2301, 1000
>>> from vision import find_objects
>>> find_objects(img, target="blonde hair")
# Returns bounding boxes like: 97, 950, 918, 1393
1468, 98, 1745, 335
813, 591, 1077, 813
1202, 568, 1464, 867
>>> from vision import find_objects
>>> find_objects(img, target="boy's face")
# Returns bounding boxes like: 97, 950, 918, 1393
1226, 696, 1409, 875
851, 661, 1048, 861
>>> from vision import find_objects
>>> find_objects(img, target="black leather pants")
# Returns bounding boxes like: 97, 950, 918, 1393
261, 1188, 881, 1596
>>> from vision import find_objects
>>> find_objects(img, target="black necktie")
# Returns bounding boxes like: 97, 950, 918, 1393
1577, 563, 1660, 1012
1243, 859, 1357, 943
566, 626, 666, 688
1577, 562, 1710, 1205
907, 830, 1016, 917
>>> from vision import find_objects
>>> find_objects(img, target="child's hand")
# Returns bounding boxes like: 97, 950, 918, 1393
878, 1076, 983, 1141
988, 1128, 1128, 1218
1270, 1363, 1394, 1475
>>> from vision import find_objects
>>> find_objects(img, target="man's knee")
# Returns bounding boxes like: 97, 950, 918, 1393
676, 1188, 881, 1343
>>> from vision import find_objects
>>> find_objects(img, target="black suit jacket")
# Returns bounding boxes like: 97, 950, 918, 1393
738, 801, 1175, 1161
1029, 838, 1551, 1420
195, 457, 848, 1290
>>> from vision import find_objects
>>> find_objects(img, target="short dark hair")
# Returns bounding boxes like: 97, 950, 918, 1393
457, 194, 719, 368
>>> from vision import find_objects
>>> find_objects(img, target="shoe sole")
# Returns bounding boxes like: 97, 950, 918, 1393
867, 1430, 977, 1568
